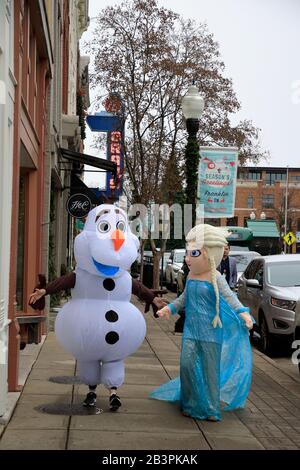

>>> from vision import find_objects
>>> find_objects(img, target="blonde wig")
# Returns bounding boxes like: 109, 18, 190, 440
186, 224, 230, 328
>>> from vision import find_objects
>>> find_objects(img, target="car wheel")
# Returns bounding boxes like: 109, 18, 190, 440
260, 314, 275, 356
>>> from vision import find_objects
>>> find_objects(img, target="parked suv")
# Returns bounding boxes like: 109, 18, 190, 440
237, 254, 300, 356
165, 249, 185, 290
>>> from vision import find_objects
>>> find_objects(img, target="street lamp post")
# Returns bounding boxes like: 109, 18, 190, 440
182, 84, 204, 226
284, 165, 289, 254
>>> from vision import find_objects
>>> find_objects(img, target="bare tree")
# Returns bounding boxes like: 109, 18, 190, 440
86, 0, 267, 288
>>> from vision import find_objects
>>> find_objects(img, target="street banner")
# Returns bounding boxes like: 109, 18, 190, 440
198, 146, 239, 218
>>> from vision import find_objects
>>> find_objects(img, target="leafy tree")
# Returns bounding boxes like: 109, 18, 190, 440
86, 0, 267, 288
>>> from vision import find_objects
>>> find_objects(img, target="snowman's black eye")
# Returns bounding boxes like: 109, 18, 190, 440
97, 221, 111, 233
116, 220, 126, 232
191, 250, 201, 257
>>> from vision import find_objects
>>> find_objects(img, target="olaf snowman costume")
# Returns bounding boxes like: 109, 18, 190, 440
55, 204, 146, 406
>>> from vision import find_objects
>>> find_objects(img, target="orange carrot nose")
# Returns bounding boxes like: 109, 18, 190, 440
111, 229, 125, 251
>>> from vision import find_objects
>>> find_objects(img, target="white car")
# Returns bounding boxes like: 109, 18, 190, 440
237, 254, 300, 357
165, 249, 185, 290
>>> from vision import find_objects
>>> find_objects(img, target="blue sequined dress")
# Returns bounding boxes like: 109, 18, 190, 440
150, 276, 252, 421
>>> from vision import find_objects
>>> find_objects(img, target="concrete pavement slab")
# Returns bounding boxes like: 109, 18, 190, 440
122, 370, 170, 385
7, 394, 71, 430
148, 356, 180, 366
204, 433, 264, 450
125, 356, 161, 366
70, 411, 200, 434
37, 350, 74, 361
0, 429, 67, 450
22, 379, 74, 395
196, 413, 254, 437
0, 392, 21, 425
33, 359, 75, 370
29, 367, 76, 380
163, 365, 180, 379
67, 430, 210, 450
258, 437, 299, 450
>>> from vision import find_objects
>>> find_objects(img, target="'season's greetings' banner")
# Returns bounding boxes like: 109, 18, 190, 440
198, 147, 238, 218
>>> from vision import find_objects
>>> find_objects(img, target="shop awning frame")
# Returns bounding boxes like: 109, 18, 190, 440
58, 147, 117, 177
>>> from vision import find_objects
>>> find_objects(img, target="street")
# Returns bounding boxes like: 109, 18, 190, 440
251, 334, 300, 381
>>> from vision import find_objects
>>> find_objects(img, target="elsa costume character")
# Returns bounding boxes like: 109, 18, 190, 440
150, 224, 253, 421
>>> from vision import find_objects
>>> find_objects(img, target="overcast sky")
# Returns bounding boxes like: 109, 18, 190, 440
81, 0, 300, 187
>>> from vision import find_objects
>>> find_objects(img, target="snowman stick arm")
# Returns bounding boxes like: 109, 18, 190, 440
132, 280, 167, 318
132, 279, 156, 305
29, 273, 76, 311
45, 272, 76, 295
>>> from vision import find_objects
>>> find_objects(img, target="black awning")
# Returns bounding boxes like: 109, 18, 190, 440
70, 173, 101, 205
59, 147, 117, 176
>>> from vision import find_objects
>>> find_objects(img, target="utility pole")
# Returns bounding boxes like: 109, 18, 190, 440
284, 165, 289, 254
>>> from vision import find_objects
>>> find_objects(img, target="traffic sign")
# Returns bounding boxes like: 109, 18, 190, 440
283, 231, 297, 246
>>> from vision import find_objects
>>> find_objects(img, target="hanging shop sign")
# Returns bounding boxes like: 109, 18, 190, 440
67, 193, 92, 219
198, 146, 239, 218
86, 92, 125, 199
105, 130, 124, 198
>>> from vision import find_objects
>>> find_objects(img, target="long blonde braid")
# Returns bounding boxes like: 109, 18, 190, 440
208, 253, 222, 328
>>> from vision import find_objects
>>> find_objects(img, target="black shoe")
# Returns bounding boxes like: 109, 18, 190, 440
83, 392, 97, 407
109, 394, 122, 412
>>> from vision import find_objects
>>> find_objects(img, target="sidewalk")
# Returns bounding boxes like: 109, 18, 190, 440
1, 297, 300, 450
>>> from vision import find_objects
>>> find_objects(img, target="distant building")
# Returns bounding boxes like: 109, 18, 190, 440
220, 166, 300, 254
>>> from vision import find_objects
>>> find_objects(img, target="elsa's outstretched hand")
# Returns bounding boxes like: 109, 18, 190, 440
239, 312, 253, 330
157, 306, 171, 319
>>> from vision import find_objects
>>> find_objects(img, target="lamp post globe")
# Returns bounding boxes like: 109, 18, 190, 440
182, 84, 204, 121
182, 84, 204, 225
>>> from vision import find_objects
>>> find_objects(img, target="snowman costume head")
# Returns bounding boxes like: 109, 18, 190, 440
74, 204, 139, 277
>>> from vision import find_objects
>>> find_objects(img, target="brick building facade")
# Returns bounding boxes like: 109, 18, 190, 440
5, 0, 89, 401
220, 166, 300, 253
